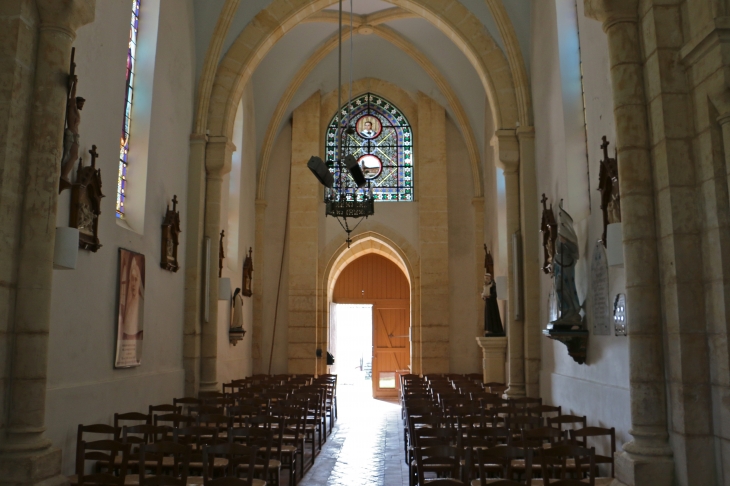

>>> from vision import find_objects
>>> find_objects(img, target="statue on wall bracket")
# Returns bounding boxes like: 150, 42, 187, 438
60, 48, 86, 193
69, 145, 104, 252
242, 247, 253, 297
540, 194, 558, 274
160, 195, 181, 272
549, 200, 582, 329
218, 230, 225, 278
598, 136, 621, 246
482, 245, 504, 336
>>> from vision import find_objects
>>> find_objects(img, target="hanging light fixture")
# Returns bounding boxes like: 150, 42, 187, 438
307, 0, 374, 247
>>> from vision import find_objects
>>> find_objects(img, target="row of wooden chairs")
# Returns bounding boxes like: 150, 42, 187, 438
70, 374, 337, 486
400, 374, 615, 486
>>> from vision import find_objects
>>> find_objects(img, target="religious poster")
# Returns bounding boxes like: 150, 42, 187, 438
115, 248, 145, 368
591, 241, 610, 335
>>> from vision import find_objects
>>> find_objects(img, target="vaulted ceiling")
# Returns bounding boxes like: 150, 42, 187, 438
192, 0, 531, 165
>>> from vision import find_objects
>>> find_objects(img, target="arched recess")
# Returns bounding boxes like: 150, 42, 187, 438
202, 0, 522, 143
255, 23, 483, 200
320, 230, 421, 375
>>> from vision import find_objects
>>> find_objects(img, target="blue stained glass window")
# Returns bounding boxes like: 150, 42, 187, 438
326, 93, 413, 202
117, 0, 140, 217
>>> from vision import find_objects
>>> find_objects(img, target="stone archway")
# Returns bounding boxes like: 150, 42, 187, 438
320, 232, 420, 376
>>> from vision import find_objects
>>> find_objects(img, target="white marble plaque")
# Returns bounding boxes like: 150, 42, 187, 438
591, 241, 610, 335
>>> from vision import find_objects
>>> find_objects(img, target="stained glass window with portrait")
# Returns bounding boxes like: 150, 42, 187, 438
326, 93, 413, 202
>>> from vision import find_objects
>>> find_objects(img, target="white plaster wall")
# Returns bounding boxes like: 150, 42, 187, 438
47, 0, 195, 473
261, 122, 292, 374
446, 117, 480, 374
217, 84, 256, 386
532, 0, 630, 452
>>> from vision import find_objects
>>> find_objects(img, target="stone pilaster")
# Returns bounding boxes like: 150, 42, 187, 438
417, 93, 450, 374
200, 136, 234, 391
288, 92, 320, 375
495, 129, 525, 398
516, 127, 540, 398
473, 197, 485, 338
585, 2, 674, 485
252, 199, 266, 374
0, 0, 95, 483
183, 133, 207, 396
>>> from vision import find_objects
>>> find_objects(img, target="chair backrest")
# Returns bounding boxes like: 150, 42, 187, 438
123, 424, 172, 445
76, 439, 130, 485
138, 440, 190, 484
153, 413, 195, 428
113, 412, 151, 430
172, 397, 202, 415
510, 397, 543, 408
521, 426, 566, 446
148, 404, 181, 417
77, 423, 121, 445
547, 414, 587, 434
175, 425, 219, 449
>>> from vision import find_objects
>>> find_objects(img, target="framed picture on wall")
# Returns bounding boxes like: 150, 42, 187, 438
115, 248, 145, 368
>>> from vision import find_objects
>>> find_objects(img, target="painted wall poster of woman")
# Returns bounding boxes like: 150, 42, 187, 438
115, 248, 145, 368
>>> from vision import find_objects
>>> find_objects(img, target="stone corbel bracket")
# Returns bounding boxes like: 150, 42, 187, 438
542, 328, 589, 365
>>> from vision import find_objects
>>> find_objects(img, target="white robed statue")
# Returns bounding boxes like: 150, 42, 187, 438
551, 200, 582, 326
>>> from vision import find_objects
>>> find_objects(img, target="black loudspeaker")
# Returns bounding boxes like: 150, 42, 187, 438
344, 154, 366, 188
307, 156, 334, 188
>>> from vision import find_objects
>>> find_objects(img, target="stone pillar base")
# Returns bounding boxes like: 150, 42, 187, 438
614, 449, 674, 486
476, 336, 508, 384
0, 447, 68, 486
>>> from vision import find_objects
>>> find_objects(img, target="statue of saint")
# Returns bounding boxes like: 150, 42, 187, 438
482, 273, 504, 336
60, 74, 85, 190
230, 288, 245, 332
551, 201, 582, 326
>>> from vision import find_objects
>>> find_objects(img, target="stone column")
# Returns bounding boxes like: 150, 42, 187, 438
200, 137, 234, 391
288, 92, 320, 375
473, 197, 485, 338
252, 199, 267, 374
183, 133, 207, 396
417, 93, 450, 374
584, 2, 673, 484
495, 129, 525, 398
517, 126, 540, 398
476, 337, 508, 384
0, 0, 95, 483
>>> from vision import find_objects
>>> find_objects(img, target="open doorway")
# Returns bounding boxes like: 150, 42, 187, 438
330, 253, 410, 399
330, 304, 372, 393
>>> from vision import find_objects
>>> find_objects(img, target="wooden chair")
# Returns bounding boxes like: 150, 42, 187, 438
136, 441, 190, 485
461, 426, 511, 481
148, 404, 181, 419
414, 445, 463, 486
472, 445, 532, 485
234, 423, 278, 486
173, 397, 202, 416
533, 444, 595, 485
73, 440, 130, 486
510, 397, 542, 409
202, 443, 264, 485
71, 424, 121, 477
569, 427, 616, 479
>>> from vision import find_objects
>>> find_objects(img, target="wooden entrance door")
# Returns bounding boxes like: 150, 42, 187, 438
371, 299, 409, 398
332, 253, 410, 398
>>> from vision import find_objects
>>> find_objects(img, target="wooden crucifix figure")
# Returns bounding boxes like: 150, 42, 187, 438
218, 230, 225, 278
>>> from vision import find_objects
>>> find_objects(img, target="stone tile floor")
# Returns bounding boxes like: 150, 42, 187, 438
298, 383, 409, 486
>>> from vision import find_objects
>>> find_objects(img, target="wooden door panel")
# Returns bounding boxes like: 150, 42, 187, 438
372, 300, 409, 398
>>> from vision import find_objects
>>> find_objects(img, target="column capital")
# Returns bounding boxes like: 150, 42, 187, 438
205, 136, 235, 176
516, 126, 535, 140
472, 197, 485, 209
494, 129, 520, 173
190, 133, 208, 143
37, 0, 95, 37
583, 0, 639, 30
